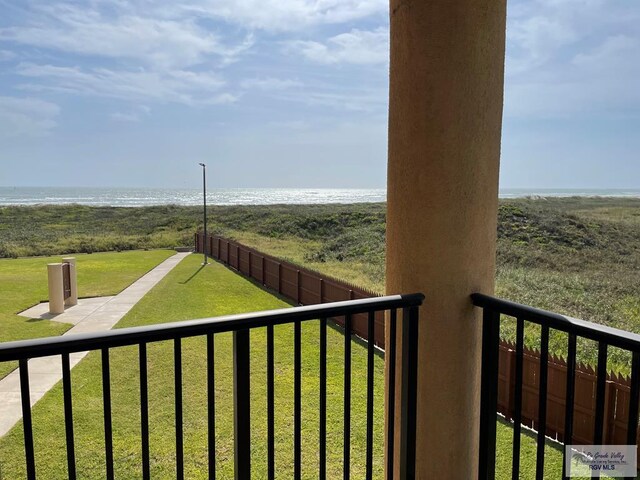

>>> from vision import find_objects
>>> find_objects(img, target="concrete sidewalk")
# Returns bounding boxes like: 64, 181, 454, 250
0, 251, 190, 437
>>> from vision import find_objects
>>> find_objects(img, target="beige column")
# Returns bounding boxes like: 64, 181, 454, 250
47, 263, 65, 314
62, 257, 78, 306
386, 0, 507, 478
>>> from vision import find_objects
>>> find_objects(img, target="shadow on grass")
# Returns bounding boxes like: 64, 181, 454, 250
180, 265, 206, 284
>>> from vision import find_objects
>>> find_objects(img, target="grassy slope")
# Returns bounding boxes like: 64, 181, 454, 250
0, 255, 565, 479
231, 199, 640, 372
0, 249, 174, 378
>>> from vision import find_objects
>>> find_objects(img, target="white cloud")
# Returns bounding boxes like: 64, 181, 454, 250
274, 87, 387, 113
173, 0, 386, 31
110, 105, 151, 122
0, 96, 60, 137
288, 28, 388, 65
572, 35, 638, 69
504, 0, 640, 118
15, 63, 236, 106
240, 77, 302, 90
507, 16, 577, 73
0, 4, 252, 69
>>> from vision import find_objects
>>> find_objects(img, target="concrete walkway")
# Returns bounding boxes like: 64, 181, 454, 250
18, 296, 116, 325
0, 251, 190, 437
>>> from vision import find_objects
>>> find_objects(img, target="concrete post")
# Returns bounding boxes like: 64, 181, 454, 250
62, 257, 78, 306
47, 263, 65, 314
386, 0, 507, 478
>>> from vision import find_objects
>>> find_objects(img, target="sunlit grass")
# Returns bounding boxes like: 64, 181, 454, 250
0, 255, 386, 479
0, 249, 174, 378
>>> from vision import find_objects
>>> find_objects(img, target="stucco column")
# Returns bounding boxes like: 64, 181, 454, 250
62, 257, 78, 306
47, 263, 65, 314
386, 0, 506, 478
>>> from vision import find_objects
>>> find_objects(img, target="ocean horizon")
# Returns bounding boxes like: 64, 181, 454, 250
1, 186, 640, 207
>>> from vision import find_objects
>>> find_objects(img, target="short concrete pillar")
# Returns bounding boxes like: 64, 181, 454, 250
47, 263, 65, 314
62, 257, 78, 306
386, 0, 507, 477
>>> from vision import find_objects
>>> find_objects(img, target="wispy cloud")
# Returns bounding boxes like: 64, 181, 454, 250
240, 77, 302, 90
173, 0, 387, 31
15, 63, 236, 106
288, 28, 388, 65
0, 49, 16, 61
0, 96, 60, 137
0, 3, 253, 69
504, 0, 640, 118
110, 105, 151, 123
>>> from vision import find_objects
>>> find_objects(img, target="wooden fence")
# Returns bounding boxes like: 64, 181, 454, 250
195, 232, 640, 452
498, 342, 639, 449
195, 233, 385, 349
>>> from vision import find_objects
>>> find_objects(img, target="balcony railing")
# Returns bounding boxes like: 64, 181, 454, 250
0, 293, 424, 480
473, 293, 640, 480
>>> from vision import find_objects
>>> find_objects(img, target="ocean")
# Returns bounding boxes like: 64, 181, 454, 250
0, 187, 639, 207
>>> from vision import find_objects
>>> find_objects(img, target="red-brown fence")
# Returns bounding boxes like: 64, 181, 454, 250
195, 233, 385, 349
498, 342, 639, 449
195, 232, 640, 452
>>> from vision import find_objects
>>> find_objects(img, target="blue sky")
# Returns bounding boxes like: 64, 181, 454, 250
0, 0, 638, 189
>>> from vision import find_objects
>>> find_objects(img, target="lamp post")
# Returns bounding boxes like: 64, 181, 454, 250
199, 162, 208, 265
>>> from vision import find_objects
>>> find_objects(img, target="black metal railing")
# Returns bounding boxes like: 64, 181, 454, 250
473, 293, 640, 480
0, 293, 424, 480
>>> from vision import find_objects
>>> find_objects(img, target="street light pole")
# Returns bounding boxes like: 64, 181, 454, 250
199, 162, 208, 265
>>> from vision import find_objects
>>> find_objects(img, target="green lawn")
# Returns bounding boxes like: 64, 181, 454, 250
0, 249, 175, 378
0, 254, 567, 478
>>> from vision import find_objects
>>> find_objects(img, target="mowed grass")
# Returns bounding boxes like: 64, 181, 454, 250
0, 249, 174, 379
0, 255, 566, 478
0, 255, 386, 479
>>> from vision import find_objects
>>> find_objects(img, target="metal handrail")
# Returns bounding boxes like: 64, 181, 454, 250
1, 293, 424, 480
472, 293, 640, 351
0, 293, 424, 361
473, 292, 640, 480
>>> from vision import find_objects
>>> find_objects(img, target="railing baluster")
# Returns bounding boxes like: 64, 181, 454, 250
625, 351, 640, 480
386, 309, 397, 480
562, 333, 577, 480
62, 353, 76, 480
0, 294, 426, 480
102, 348, 114, 480
267, 325, 275, 480
140, 343, 150, 480
175, 338, 184, 480
479, 308, 500, 480
366, 311, 375, 479
207, 333, 216, 480
344, 314, 352, 480
319, 318, 327, 480
594, 342, 608, 445
19, 359, 36, 480
233, 329, 251, 480
294, 320, 302, 479
398, 306, 419, 480
535, 325, 549, 480
511, 317, 524, 480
